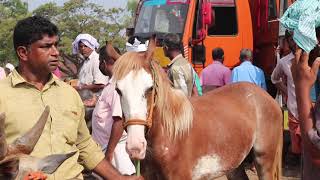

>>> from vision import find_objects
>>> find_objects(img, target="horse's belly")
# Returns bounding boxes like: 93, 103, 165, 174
189, 113, 256, 179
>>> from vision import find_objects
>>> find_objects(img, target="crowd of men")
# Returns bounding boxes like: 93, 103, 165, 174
0, 14, 320, 179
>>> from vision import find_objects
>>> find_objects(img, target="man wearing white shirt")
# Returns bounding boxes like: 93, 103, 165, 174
271, 32, 301, 156
72, 34, 108, 92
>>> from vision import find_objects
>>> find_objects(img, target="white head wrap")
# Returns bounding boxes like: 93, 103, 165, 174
72, 34, 100, 54
126, 38, 149, 52
5, 63, 14, 72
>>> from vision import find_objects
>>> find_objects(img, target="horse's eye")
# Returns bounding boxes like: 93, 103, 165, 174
147, 87, 153, 92
115, 88, 122, 96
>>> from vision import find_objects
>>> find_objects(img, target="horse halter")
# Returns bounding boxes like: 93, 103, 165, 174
123, 62, 157, 132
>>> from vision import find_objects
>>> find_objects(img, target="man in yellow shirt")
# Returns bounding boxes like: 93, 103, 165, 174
0, 16, 141, 180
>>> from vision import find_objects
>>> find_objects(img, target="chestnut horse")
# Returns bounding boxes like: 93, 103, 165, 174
113, 44, 282, 179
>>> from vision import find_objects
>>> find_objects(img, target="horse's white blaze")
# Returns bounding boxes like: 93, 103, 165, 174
192, 155, 223, 180
117, 69, 153, 120
117, 69, 153, 159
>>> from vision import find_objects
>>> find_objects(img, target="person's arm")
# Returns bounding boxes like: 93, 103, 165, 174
93, 160, 143, 180
291, 48, 320, 149
105, 89, 125, 161
75, 98, 142, 179
224, 69, 232, 85
271, 62, 287, 95
92, 159, 122, 179
105, 117, 124, 161
292, 49, 316, 133
75, 84, 105, 92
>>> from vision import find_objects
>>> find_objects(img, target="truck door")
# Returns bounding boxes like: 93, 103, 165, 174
203, 0, 253, 69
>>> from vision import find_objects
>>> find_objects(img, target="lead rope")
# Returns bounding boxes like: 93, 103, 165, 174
135, 160, 141, 176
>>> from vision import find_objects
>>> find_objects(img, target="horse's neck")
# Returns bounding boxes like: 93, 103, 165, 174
148, 111, 182, 155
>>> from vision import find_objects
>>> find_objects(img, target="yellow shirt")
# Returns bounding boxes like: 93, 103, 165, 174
0, 69, 104, 179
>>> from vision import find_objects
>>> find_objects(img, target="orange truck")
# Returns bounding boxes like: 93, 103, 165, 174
130, 0, 296, 93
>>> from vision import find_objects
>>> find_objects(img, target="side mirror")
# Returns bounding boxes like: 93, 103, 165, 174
202, 2, 212, 26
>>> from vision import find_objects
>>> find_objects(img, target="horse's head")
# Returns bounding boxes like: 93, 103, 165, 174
113, 37, 157, 160
0, 107, 75, 179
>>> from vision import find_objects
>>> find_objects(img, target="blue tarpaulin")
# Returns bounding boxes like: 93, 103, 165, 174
280, 0, 320, 52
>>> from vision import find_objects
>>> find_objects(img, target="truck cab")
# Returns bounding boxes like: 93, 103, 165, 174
132, 0, 295, 92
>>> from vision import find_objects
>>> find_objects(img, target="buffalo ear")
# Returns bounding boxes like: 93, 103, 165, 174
38, 151, 76, 174
0, 158, 19, 179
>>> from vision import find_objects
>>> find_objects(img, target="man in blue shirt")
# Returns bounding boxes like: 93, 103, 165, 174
231, 48, 267, 90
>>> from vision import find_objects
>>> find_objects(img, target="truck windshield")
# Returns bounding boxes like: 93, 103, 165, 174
135, 1, 189, 38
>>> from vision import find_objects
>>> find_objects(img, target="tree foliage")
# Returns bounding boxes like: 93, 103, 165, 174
0, 0, 29, 65
0, 0, 130, 65
127, 0, 139, 16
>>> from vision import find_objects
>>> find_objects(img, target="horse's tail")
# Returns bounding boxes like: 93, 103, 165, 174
273, 120, 283, 180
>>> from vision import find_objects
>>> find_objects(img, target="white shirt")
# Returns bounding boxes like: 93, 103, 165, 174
78, 51, 108, 86
271, 53, 297, 118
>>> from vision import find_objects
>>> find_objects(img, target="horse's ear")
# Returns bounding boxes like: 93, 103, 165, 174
146, 35, 156, 62
0, 113, 7, 161
106, 41, 121, 61
9, 106, 50, 155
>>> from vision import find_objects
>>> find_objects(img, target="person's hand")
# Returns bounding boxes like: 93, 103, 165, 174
119, 175, 144, 180
291, 48, 320, 90
275, 45, 281, 56
73, 85, 83, 91
23, 171, 47, 180
83, 95, 97, 107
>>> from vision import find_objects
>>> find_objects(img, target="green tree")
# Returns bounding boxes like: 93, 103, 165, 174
33, 0, 128, 53
33, 2, 60, 21
0, 0, 29, 66
127, 0, 139, 16
0, 0, 130, 65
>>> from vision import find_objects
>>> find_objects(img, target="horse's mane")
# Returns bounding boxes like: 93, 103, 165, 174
113, 52, 193, 139
113, 52, 145, 81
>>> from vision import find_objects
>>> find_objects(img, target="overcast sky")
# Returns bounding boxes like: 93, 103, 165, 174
24, 0, 127, 11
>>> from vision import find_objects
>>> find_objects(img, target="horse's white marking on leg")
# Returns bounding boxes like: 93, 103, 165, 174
192, 155, 223, 180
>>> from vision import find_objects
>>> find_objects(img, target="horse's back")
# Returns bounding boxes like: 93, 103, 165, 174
192, 82, 281, 119
187, 82, 282, 176
192, 82, 282, 136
